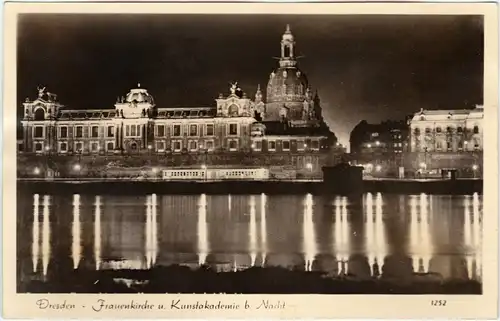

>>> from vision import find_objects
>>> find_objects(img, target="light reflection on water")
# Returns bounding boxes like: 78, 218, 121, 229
22, 193, 482, 281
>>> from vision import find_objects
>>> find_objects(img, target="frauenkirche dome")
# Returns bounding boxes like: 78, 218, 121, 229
265, 24, 311, 121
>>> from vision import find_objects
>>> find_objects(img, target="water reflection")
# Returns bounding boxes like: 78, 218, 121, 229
32, 194, 39, 273
364, 193, 387, 276
23, 193, 482, 282
72, 194, 81, 270
42, 195, 50, 276
303, 194, 316, 271
464, 193, 482, 280
249, 196, 258, 267
333, 196, 350, 275
145, 194, 158, 269
260, 193, 268, 266
94, 196, 102, 270
197, 194, 209, 265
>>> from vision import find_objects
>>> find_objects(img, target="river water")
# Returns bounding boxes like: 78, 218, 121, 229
17, 192, 482, 286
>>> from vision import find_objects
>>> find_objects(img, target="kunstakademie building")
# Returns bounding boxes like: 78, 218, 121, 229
19, 25, 344, 178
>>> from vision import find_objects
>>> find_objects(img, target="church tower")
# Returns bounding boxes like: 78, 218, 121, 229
265, 25, 311, 122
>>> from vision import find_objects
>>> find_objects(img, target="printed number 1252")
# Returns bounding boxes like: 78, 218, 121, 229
431, 300, 447, 306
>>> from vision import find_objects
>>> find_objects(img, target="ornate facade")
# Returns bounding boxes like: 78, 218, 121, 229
409, 106, 483, 152
19, 25, 340, 176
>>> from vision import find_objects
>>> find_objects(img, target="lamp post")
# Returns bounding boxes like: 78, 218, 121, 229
472, 164, 478, 179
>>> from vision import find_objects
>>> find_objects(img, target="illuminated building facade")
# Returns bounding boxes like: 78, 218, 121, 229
18, 25, 341, 178
406, 106, 484, 177
408, 106, 483, 153
349, 120, 409, 177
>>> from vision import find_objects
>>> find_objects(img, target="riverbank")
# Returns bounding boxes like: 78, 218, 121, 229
19, 266, 481, 294
17, 178, 482, 195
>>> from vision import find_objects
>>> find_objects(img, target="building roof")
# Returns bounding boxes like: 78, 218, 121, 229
57, 109, 117, 120
262, 120, 331, 137
410, 106, 484, 122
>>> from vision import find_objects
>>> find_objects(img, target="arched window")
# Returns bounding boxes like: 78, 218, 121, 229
457, 126, 463, 133
473, 125, 479, 134
34, 108, 45, 121
228, 104, 239, 117
446, 126, 452, 133
425, 127, 431, 134
413, 127, 420, 135
436, 127, 442, 133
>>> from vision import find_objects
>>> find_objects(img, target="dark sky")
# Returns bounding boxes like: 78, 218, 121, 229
18, 14, 484, 145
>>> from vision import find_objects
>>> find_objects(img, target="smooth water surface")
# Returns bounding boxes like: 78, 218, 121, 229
17, 192, 482, 283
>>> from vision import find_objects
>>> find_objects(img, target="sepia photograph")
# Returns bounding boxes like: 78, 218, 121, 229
3, 2, 498, 319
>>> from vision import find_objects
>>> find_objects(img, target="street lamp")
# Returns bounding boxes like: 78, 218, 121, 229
367, 144, 372, 148
73, 164, 81, 172
33, 167, 40, 175
375, 141, 380, 146
375, 165, 382, 172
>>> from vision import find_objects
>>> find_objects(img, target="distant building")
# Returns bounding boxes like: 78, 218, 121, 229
406, 106, 484, 177
350, 120, 409, 155
349, 120, 409, 177
18, 25, 344, 179
408, 106, 483, 152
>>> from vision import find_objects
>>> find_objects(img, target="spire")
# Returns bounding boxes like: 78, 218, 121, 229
255, 84, 262, 103
279, 24, 296, 68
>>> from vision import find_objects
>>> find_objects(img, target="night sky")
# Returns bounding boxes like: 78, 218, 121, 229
17, 14, 484, 145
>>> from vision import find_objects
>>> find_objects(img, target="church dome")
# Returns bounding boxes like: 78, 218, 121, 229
266, 67, 308, 103
125, 84, 154, 105
264, 25, 314, 122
